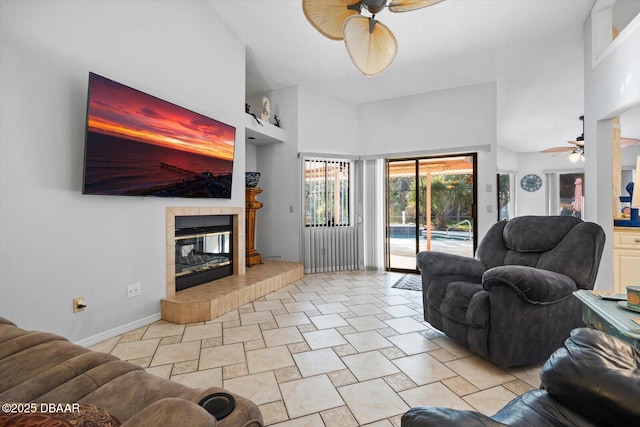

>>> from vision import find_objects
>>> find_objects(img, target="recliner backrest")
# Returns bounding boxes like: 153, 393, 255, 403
476, 216, 605, 289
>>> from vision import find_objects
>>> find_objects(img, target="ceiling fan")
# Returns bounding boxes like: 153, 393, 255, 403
302, 0, 445, 77
541, 116, 640, 163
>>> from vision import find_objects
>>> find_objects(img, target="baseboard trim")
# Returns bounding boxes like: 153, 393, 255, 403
74, 312, 161, 348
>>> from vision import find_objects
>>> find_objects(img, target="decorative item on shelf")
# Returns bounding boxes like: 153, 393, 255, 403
245, 172, 261, 188
245, 104, 263, 126
261, 97, 271, 121
273, 114, 281, 128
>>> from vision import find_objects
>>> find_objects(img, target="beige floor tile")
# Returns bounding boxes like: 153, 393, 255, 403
342, 351, 400, 381
274, 365, 302, 383
210, 310, 239, 322
199, 342, 246, 369
321, 405, 358, 427
291, 292, 320, 302
349, 295, 382, 304
270, 413, 325, 427
89, 336, 120, 354
315, 302, 351, 314
388, 332, 441, 355
224, 371, 281, 405
182, 323, 222, 342
259, 400, 289, 425
246, 345, 295, 374
172, 359, 198, 375
223, 324, 263, 344
399, 382, 475, 410
309, 314, 349, 329
431, 336, 474, 358
321, 294, 351, 303
150, 340, 201, 366
445, 356, 515, 390
442, 375, 480, 396
222, 362, 249, 379
381, 305, 419, 318
274, 312, 311, 327
241, 310, 277, 326
463, 385, 518, 416
347, 304, 385, 316
293, 348, 347, 377
280, 375, 345, 419
171, 367, 222, 389
383, 373, 416, 392
503, 379, 536, 396
378, 296, 411, 306
253, 300, 285, 312
392, 353, 457, 385
508, 365, 542, 388
338, 378, 409, 425
346, 315, 388, 332
303, 328, 347, 349
263, 326, 304, 347
284, 301, 316, 313
111, 338, 160, 361
143, 322, 185, 339
344, 331, 393, 352
327, 369, 358, 387
384, 317, 428, 334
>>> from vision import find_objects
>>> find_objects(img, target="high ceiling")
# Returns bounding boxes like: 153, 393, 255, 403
210, 0, 640, 154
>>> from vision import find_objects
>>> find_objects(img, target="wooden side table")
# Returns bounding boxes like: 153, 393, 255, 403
245, 187, 263, 267
573, 289, 640, 349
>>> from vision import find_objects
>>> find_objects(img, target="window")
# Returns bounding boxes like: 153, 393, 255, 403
498, 172, 516, 220
304, 159, 351, 227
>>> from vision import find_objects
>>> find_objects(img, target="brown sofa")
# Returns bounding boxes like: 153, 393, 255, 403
0, 317, 263, 427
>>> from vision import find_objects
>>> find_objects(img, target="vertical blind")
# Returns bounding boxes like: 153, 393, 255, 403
302, 158, 359, 273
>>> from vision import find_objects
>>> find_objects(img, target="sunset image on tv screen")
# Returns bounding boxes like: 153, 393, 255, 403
82, 73, 236, 198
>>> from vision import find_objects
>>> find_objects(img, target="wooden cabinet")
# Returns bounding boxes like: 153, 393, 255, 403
613, 227, 640, 294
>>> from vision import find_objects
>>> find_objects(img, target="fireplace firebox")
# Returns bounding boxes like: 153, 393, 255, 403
175, 215, 233, 291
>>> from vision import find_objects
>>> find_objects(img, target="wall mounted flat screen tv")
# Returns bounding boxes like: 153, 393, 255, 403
82, 73, 235, 198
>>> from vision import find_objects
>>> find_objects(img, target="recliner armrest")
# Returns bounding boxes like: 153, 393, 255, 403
416, 252, 485, 279
482, 265, 576, 303
401, 407, 506, 426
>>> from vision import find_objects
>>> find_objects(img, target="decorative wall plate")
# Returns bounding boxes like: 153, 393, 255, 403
520, 174, 542, 192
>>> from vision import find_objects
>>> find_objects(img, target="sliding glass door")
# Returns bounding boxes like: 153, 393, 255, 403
386, 154, 476, 272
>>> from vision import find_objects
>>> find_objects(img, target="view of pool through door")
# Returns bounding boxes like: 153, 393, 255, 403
386, 154, 477, 272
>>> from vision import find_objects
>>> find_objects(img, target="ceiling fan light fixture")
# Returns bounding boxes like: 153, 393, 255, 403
568, 150, 581, 163
343, 15, 397, 76
302, 0, 361, 40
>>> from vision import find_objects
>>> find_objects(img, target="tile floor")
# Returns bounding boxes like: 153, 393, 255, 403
90, 271, 542, 426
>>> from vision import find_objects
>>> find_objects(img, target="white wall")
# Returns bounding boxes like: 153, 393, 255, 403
0, 0, 245, 341
583, 4, 640, 290
358, 82, 499, 240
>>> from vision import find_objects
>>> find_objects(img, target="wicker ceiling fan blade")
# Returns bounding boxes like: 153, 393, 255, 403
343, 15, 397, 76
541, 147, 574, 153
302, 0, 362, 40
388, 0, 445, 13
621, 137, 640, 148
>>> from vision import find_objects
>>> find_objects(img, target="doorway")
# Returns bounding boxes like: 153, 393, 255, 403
386, 154, 477, 272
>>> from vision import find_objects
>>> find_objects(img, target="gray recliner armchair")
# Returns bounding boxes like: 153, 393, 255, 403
416, 216, 605, 368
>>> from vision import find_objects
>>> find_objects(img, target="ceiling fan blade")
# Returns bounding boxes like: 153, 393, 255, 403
567, 140, 584, 146
343, 15, 397, 76
541, 147, 573, 153
302, 0, 361, 40
388, 0, 445, 13
621, 137, 640, 148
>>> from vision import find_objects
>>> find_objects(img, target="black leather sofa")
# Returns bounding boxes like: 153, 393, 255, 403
401, 328, 640, 427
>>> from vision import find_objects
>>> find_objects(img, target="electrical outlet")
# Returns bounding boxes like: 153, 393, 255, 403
127, 283, 141, 298
73, 297, 86, 313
